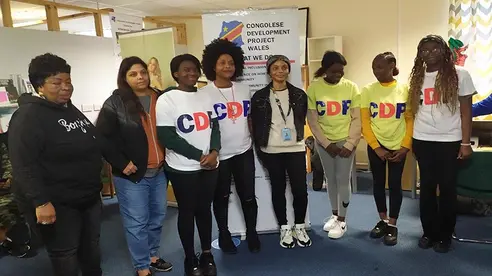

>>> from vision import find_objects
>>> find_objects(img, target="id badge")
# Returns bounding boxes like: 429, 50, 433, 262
281, 127, 292, 141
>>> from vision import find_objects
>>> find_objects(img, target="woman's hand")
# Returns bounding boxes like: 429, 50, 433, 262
200, 150, 218, 169
123, 161, 138, 175
325, 143, 341, 158
36, 202, 56, 225
458, 145, 473, 159
387, 147, 409, 162
338, 146, 353, 158
374, 147, 391, 161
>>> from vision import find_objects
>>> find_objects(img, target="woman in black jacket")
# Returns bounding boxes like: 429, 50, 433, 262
250, 55, 311, 249
8, 53, 118, 275
96, 57, 172, 276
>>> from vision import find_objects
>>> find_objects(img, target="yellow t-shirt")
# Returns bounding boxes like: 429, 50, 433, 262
307, 78, 360, 141
360, 81, 409, 150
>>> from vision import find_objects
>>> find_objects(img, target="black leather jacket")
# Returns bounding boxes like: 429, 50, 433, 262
96, 88, 163, 183
250, 82, 307, 149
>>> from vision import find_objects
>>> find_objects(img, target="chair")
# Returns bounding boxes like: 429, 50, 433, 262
453, 151, 492, 244
101, 161, 115, 198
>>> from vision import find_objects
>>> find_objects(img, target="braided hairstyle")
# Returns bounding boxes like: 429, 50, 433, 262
408, 35, 459, 114
374, 51, 399, 76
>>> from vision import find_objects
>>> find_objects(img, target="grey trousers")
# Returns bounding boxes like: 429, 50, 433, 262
316, 141, 354, 217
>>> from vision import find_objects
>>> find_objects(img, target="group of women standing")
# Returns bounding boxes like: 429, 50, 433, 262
307, 34, 474, 253
6, 33, 474, 276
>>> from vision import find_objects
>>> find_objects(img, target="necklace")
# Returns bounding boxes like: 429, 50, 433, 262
271, 86, 287, 91
214, 82, 238, 124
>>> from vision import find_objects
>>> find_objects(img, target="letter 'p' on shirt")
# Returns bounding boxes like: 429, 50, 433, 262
156, 89, 216, 171
413, 66, 477, 142
199, 82, 252, 161
307, 78, 360, 142
360, 82, 409, 150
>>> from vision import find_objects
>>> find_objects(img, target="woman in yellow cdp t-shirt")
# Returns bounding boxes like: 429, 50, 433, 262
361, 52, 413, 247
306, 51, 361, 240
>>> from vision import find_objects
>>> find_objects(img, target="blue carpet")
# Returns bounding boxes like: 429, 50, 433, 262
2, 181, 492, 276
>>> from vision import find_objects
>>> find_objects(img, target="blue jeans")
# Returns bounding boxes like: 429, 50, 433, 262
114, 172, 168, 270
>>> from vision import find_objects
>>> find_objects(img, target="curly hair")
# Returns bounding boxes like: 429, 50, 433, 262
202, 39, 245, 81
170, 54, 202, 82
28, 53, 71, 92
408, 35, 459, 114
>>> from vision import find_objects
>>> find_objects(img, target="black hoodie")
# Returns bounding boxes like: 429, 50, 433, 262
8, 94, 116, 208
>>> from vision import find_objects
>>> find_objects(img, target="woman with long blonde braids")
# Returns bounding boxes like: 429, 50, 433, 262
409, 34, 476, 254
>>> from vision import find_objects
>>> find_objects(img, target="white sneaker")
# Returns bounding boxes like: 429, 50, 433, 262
323, 215, 338, 232
280, 225, 295, 249
328, 221, 347, 239
293, 224, 312, 247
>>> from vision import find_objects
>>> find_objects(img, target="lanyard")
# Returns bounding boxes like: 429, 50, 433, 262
272, 89, 291, 124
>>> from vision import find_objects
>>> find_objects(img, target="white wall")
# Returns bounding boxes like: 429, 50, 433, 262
178, 0, 449, 88
0, 27, 117, 123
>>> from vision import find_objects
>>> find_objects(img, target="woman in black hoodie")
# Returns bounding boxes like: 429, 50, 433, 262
8, 53, 119, 276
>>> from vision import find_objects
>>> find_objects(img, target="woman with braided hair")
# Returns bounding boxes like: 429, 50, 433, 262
409, 35, 476, 253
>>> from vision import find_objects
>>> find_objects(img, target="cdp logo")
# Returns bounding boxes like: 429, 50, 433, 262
214, 100, 250, 121
177, 111, 213, 133
370, 102, 406, 119
316, 100, 351, 116
423, 88, 438, 105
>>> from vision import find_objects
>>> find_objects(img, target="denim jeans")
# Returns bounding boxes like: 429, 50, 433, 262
114, 172, 168, 271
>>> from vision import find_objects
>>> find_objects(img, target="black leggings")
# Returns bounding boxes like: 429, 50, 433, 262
21, 198, 102, 276
167, 169, 218, 259
213, 149, 257, 234
413, 139, 461, 242
261, 151, 308, 226
367, 145, 405, 220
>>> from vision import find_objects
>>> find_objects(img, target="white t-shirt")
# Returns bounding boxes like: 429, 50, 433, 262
413, 66, 476, 142
200, 82, 252, 161
261, 89, 305, 153
156, 89, 217, 171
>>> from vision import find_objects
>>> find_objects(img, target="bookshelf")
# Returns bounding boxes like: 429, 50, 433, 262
307, 36, 343, 81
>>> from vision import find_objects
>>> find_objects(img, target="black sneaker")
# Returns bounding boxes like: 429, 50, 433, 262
185, 256, 202, 276
370, 220, 388, 239
150, 258, 173, 272
199, 252, 217, 276
418, 235, 435, 249
433, 240, 451, 253
247, 231, 261, 253
383, 225, 398, 246
218, 231, 237, 254
1, 239, 33, 258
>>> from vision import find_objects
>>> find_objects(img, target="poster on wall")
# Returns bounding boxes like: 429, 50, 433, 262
108, 12, 143, 61
202, 8, 309, 236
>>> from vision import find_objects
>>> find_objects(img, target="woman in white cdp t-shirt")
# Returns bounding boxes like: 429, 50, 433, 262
408, 35, 476, 254
156, 54, 221, 275
200, 38, 260, 254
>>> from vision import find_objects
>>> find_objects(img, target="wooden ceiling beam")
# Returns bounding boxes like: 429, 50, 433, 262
0, 0, 14, 27
143, 17, 179, 27
146, 15, 201, 20
13, 0, 112, 14
13, 8, 113, 27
